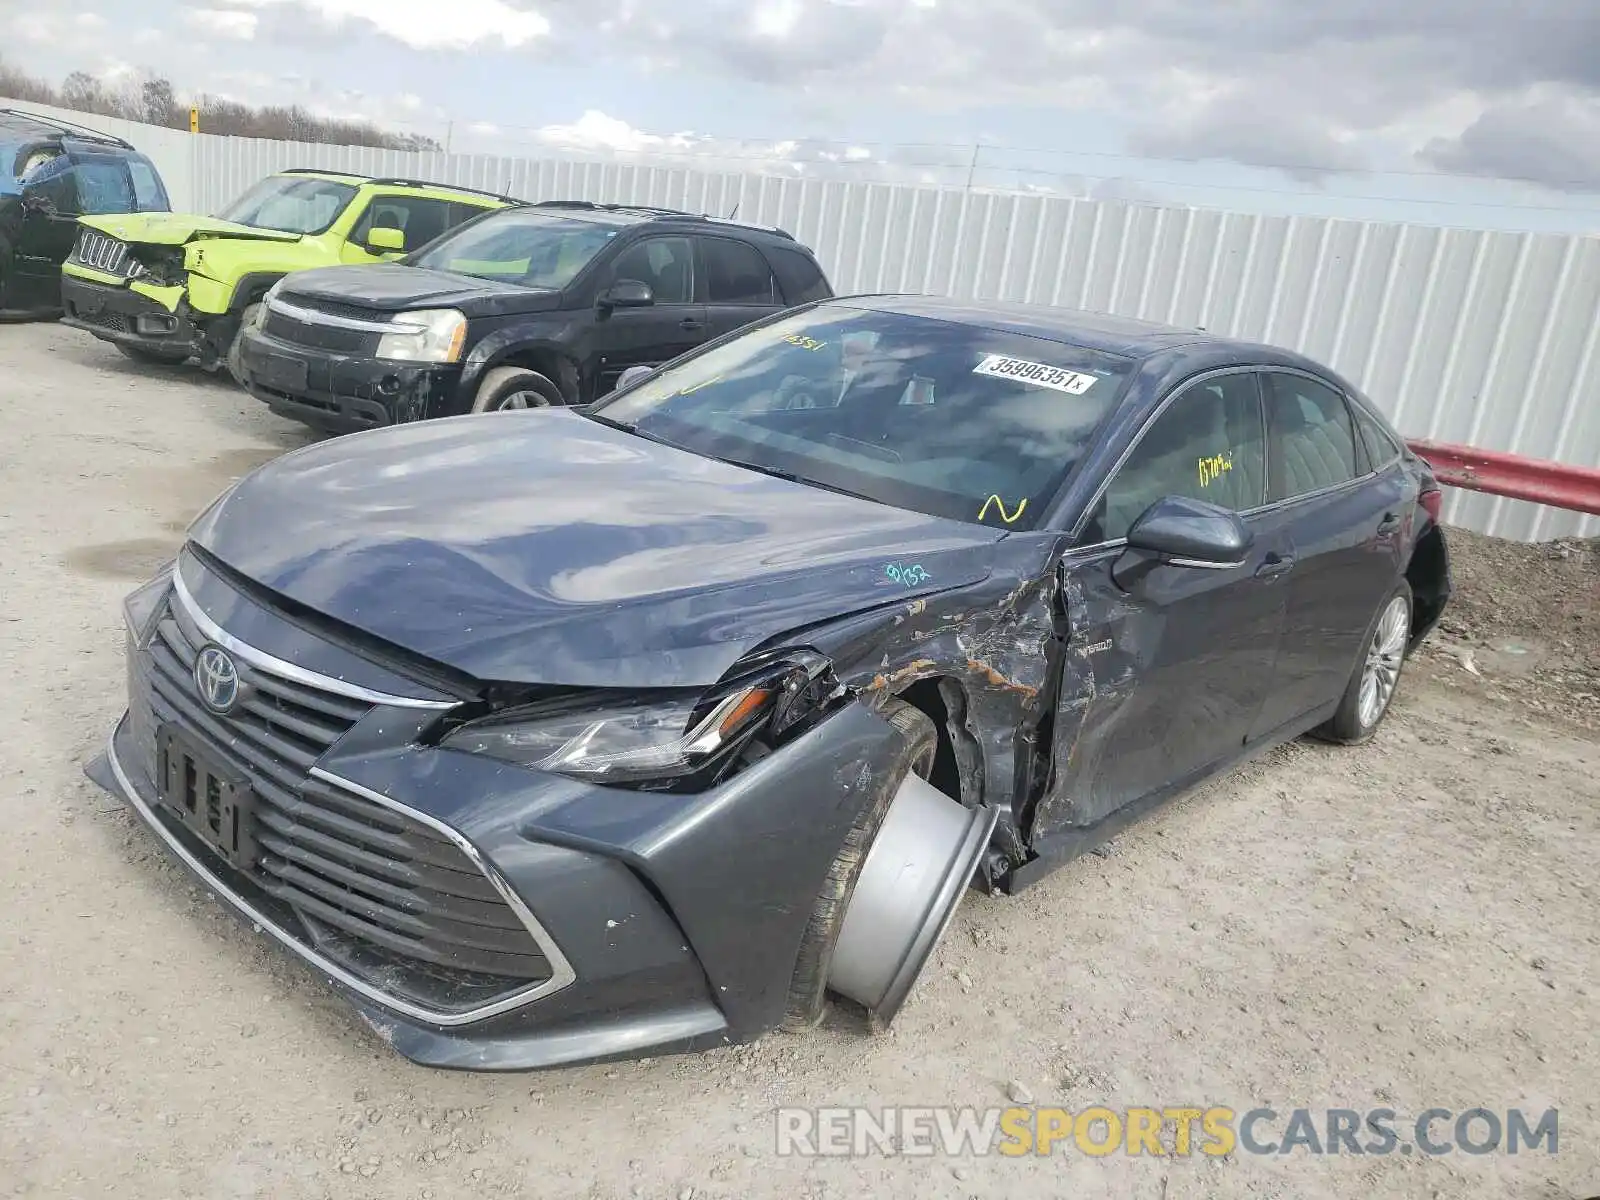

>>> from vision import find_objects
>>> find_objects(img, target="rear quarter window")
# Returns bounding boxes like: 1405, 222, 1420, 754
765, 244, 833, 305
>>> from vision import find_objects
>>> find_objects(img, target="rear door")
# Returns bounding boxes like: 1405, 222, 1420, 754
1247, 370, 1409, 737
582, 234, 708, 398
698, 234, 788, 340
1032, 369, 1293, 846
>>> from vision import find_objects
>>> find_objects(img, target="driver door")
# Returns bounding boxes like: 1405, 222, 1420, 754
338, 194, 455, 264
1029, 369, 1295, 851
12, 152, 82, 310
582, 235, 709, 399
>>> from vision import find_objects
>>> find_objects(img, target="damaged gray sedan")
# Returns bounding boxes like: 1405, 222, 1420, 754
87, 295, 1452, 1070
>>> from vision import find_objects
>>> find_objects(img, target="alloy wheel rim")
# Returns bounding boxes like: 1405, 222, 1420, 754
497, 390, 549, 411
1357, 596, 1410, 728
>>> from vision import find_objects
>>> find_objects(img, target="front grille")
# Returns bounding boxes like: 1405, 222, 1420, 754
133, 588, 554, 1012
288, 296, 392, 322
263, 305, 377, 354
71, 230, 145, 279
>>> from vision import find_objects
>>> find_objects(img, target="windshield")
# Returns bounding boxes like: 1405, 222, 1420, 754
591, 306, 1134, 530
407, 209, 621, 289
215, 175, 357, 234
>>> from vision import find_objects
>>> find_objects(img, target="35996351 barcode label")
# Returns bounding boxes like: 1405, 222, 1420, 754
973, 354, 1099, 395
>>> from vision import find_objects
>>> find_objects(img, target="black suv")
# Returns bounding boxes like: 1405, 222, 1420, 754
235, 200, 834, 432
0, 108, 170, 319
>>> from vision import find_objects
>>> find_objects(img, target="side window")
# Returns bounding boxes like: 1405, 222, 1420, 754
447, 201, 494, 229
350, 195, 454, 252
609, 236, 694, 305
1265, 373, 1361, 501
765, 244, 831, 304
127, 159, 168, 211
1350, 400, 1402, 470
1083, 373, 1267, 544
70, 158, 137, 215
21, 154, 80, 214
701, 236, 779, 304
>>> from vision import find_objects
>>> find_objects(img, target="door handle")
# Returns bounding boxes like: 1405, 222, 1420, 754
1255, 551, 1295, 579
679, 318, 704, 331
1376, 512, 1402, 535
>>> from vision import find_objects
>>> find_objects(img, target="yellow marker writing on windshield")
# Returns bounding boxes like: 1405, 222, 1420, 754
979, 495, 1028, 523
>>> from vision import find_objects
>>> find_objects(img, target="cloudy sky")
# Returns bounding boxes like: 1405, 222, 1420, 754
4, 0, 1599, 230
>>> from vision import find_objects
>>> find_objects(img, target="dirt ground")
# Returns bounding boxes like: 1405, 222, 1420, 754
1, 319, 1596, 1200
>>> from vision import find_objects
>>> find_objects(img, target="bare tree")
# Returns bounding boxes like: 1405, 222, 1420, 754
0, 58, 440, 151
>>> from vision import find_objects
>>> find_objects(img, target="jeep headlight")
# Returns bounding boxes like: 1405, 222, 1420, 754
376, 307, 467, 363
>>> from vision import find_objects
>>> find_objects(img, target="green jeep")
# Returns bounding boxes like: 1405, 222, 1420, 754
58, 168, 517, 379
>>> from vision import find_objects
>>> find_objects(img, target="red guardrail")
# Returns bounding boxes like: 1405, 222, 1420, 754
1406, 440, 1600, 517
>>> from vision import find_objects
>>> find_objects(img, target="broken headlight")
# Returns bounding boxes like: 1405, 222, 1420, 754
376, 308, 466, 363
441, 684, 776, 785
441, 652, 841, 786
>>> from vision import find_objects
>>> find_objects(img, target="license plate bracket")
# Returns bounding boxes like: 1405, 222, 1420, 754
257, 352, 308, 393
155, 724, 259, 871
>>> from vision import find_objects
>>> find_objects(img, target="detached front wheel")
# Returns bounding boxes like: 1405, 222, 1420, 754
782, 700, 996, 1032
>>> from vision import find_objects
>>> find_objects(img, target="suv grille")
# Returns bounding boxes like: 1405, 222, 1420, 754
132, 588, 555, 1012
71, 230, 145, 279
262, 300, 379, 354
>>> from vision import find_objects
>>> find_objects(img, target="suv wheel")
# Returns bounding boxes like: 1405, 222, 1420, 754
471, 366, 563, 413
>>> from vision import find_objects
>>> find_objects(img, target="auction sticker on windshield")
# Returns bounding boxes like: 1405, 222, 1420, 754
973, 354, 1100, 395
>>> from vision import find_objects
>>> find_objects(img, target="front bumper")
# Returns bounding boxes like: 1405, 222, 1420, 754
60, 275, 199, 357
86, 550, 911, 1069
237, 326, 463, 433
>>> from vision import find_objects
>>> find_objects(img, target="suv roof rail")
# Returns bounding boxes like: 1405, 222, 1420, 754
276, 168, 523, 206
0, 107, 135, 150
530, 198, 798, 240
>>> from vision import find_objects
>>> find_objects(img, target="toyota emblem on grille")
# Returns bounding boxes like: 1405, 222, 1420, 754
194, 644, 244, 715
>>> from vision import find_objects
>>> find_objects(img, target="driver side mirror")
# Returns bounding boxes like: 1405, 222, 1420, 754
366, 225, 405, 253
598, 279, 654, 311
614, 365, 655, 393
1112, 495, 1251, 589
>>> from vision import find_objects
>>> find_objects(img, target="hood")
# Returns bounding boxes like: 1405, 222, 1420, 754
280, 262, 562, 315
79, 212, 303, 245
188, 410, 1004, 689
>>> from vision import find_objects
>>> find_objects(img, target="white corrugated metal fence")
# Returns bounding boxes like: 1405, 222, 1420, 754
7, 98, 1596, 541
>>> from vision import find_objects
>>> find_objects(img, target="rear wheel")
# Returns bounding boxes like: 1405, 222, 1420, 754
117, 343, 189, 366
1313, 581, 1413, 744
470, 366, 562, 413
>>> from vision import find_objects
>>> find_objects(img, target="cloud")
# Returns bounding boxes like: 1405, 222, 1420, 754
219, 0, 550, 50
1419, 87, 1600, 191
187, 8, 259, 38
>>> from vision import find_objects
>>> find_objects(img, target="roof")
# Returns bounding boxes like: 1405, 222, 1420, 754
0, 108, 136, 151
830, 294, 1223, 358
274, 168, 518, 205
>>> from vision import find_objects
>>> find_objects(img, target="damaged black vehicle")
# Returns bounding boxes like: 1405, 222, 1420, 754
87, 296, 1451, 1070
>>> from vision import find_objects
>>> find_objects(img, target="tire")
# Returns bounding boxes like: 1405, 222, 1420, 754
226, 303, 261, 386
780, 700, 939, 1033
470, 366, 563, 413
1313, 580, 1414, 745
117, 343, 189, 367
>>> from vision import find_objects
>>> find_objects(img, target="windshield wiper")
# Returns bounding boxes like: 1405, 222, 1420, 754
578, 409, 685, 450
711, 455, 881, 504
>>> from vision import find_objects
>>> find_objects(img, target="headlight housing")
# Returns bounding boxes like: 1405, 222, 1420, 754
440, 653, 840, 787
376, 308, 467, 363
122, 561, 175, 649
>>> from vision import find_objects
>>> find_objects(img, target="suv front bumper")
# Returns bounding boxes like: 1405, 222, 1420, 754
60, 275, 198, 358
236, 326, 464, 433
